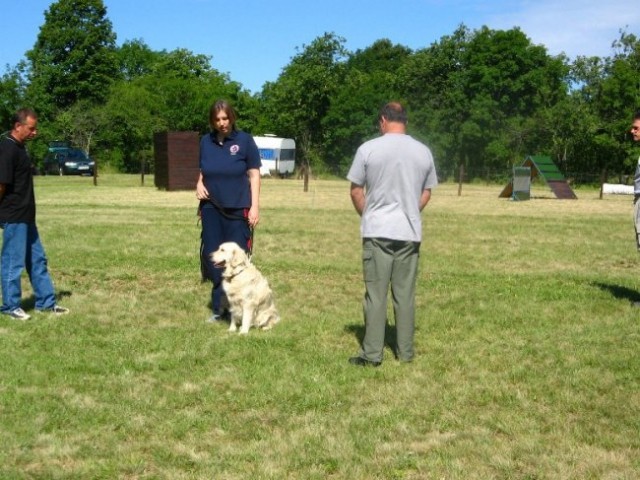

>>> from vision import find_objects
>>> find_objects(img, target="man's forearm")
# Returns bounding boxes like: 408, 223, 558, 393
350, 184, 365, 216
419, 189, 432, 211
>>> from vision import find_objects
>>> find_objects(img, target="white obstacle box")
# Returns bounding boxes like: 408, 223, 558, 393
602, 183, 634, 195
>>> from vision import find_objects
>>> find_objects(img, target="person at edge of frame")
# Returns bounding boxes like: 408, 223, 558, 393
0, 108, 69, 321
631, 109, 640, 251
195, 99, 261, 322
346, 101, 438, 367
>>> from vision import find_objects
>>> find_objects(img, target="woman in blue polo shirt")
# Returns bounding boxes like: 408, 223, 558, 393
196, 99, 261, 322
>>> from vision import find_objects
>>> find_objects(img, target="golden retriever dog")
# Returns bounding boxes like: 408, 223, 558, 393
210, 242, 280, 334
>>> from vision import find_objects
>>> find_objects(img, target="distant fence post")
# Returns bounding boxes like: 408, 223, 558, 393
303, 162, 310, 193
458, 164, 464, 197
141, 157, 145, 186
599, 168, 608, 200
93, 158, 98, 186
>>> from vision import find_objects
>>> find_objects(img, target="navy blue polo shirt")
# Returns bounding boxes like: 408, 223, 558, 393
199, 130, 261, 208
0, 136, 36, 223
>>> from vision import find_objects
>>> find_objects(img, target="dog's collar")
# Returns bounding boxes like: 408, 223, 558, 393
223, 265, 248, 280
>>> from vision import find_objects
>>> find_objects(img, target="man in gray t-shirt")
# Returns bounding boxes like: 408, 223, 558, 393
346, 102, 438, 367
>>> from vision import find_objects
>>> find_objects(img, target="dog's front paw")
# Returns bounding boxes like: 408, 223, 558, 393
228, 323, 238, 332
239, 328, 250, 335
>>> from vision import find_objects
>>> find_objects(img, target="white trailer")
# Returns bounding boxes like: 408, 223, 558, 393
253, 135, 295, 177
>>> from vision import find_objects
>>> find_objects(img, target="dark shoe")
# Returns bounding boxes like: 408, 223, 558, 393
206, 309, 230, 323
37, 305, 69, 315
349, 356, 381, 367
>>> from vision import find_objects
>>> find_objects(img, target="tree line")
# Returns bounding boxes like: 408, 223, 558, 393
1, 0, 639, 182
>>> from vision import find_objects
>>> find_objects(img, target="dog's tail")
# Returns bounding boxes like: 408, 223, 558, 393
258, 304, 280, 330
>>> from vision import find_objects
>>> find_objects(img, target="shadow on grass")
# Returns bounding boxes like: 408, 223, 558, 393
592, 282, 640, 304
23, 290, 72, 311
344, 321, 399, 358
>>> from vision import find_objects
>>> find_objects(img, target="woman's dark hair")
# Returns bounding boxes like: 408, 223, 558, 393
378, 102, 407, 125
209, 100, 237, 131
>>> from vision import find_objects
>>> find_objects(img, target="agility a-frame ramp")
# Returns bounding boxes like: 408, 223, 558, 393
499, 155, 577, 200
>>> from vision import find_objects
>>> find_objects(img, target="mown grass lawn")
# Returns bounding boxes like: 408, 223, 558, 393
0, 174, 638, 479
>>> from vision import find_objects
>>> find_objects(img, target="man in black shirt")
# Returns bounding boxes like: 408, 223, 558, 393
0, 108, 68, 320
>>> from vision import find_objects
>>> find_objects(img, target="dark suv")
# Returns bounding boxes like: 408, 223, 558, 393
43, 147, 94, 176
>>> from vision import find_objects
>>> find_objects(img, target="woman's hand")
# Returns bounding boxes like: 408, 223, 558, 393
247, 205, 260, 228
247, 168, 261, 228
196, 176, 209, 200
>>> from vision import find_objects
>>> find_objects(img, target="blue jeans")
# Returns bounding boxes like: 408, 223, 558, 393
0, 223, 57, 312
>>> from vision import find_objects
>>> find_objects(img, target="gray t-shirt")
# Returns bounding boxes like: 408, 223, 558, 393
347, 133, 438, 242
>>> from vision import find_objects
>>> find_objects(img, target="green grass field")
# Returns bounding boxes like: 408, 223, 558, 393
0, 175, 638, 479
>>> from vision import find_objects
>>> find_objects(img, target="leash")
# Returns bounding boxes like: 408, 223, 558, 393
199, 197, 254, 257
198, 197, 255, 282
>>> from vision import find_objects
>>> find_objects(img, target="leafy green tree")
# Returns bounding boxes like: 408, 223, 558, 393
98, 46, 250, 172
555, 31, 640, 182
141, 49, 249, 134
0, 66, 26, 132
260, 33, 348, 172
25, 0, 119, 116
398, 25, 568, 180
397, 25, 470, 178
56, 100, 105, 155
116, 39, 159, 81
554, 56, 609, 179
151, 48, 212, 80
100, 80, 166, 172
322, 39, 412, 173
460, 27, 567, 174
347, 38, 412, 75
591, 32, 640, 176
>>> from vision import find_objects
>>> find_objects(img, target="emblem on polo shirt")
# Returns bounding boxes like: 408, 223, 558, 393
230, 144, 239, 155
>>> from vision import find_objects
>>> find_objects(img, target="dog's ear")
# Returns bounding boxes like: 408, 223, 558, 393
230, 245, 248, 269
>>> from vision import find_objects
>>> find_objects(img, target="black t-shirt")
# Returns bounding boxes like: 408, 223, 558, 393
0, 136, 36, 223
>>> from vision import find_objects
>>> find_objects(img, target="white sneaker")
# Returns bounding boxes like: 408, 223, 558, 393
6, 308, 31, 320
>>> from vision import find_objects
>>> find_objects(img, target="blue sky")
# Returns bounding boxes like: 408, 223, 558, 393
1, 0, 638, 93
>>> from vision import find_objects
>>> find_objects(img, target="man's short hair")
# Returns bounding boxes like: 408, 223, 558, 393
379, 102, 408, 125
634, 109, 640, 121
11, 108, 37, 127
